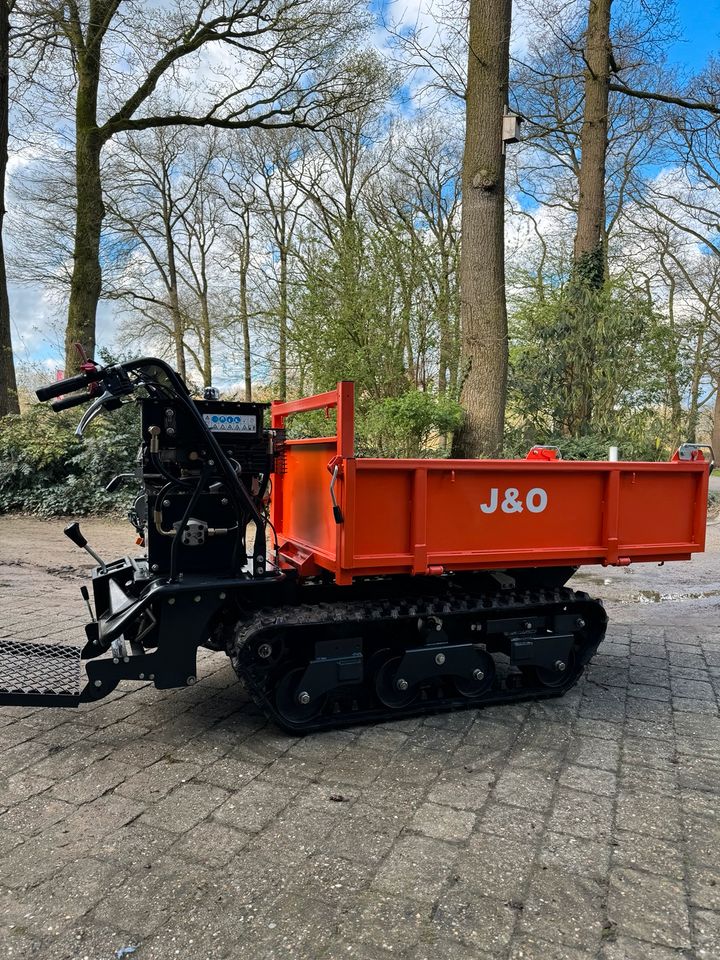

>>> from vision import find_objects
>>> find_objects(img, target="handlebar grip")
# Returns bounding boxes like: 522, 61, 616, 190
50, 391, 93, 412
36, 371, 97, 402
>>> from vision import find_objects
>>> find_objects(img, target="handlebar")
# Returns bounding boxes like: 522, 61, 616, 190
36, 370, 101, 402
50, 392, 94, 412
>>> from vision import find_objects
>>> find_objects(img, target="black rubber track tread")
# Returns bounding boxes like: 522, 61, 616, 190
229, 586, 607, 733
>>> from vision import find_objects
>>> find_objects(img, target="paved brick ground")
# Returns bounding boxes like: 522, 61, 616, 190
1, 516, 719, 960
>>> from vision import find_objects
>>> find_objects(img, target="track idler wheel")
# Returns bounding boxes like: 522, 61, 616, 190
274, 667, 327, 725
454, 650, 496, 699
525, 649, 576, 689
375, 654, 419, 709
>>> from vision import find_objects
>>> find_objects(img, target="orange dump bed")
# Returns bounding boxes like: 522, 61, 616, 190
271, 384, 709, 586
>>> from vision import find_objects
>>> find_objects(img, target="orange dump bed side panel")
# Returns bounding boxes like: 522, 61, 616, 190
271, 384, 709, 585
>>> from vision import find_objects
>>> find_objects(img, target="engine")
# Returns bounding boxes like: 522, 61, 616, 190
136, 395, 275, 578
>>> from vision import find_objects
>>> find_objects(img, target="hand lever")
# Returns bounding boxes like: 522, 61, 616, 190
329, 465, 344, 524
75, 390, 112, 437
106, 473, 136, 493
64, 522, 107, 571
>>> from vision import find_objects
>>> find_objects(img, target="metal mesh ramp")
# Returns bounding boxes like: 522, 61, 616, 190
0, 638, 83, 707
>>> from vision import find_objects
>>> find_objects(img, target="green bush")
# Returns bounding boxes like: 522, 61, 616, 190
509, 281, 674, 441
503, 427, 666, 462
286, 390, 463, 458
358, 392, 463, 458
0, 402, 139, 516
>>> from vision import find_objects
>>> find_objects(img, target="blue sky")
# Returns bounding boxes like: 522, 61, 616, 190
670, 0, 719, 71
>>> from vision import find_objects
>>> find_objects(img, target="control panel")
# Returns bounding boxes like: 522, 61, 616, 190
202, 412, 258, 434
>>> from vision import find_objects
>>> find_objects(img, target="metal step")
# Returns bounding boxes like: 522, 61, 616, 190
0, 638, 83, 707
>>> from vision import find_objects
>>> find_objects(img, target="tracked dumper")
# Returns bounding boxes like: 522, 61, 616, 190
0, 358, 711, 732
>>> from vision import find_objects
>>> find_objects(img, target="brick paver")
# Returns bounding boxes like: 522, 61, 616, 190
1, 516, 719, 959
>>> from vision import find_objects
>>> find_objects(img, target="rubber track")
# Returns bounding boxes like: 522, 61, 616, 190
229, 586, 607, 733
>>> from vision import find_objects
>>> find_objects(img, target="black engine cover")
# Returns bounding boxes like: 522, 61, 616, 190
141, 397, 271, 576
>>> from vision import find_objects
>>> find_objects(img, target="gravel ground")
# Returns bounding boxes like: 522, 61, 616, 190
0, 514, 719, 960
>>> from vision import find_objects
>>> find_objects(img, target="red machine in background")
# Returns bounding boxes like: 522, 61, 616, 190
0, 359, 710, 732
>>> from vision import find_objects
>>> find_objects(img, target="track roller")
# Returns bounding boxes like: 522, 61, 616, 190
453, 650, 496, 698
274, 666, 327, 725
375, 653, 419, 709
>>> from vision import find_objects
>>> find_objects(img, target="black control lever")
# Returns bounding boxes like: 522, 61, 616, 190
64, 522, 107, 571
329, 464, 344, 524
80, 585, 96, 621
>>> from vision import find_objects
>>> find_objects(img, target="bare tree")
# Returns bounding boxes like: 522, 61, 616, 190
573, 0, 612, 282
619, 189, 720, 441
18, 0, 372, 373
514, 0, 672, 283
175, 166, 225, 387
0, 0, 17, 415
367, 193, 426, 387
385, 0, 467, 106
219, 145, 257, 401
376, 119, 461, 395
292, 53, 394, 242
249, 129, 310, 399
105, 127, 218, 381
452, 0, 513, 457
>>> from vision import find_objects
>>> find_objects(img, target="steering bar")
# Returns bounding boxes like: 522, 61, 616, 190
36, 369, 101, 402
50, 392, 95, 412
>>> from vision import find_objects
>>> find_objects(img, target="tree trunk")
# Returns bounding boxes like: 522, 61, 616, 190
448, 306, 460, 399
278, 246, 288, 400
712, 383, 720, 462
397, 254, 415, 383
665, 277, 683, 443
0, 0, 17, 416
437, 249, 451, 396
563, 0, 613, 437
687, 326, 705, 443
199, 292, 212, 387
239, 239, 252, 401
170, 293, 186, 382
452, 0, 512, 458
164, 219, 186, 382
666, 363, 683, 442
573, 0, 612, 284
65, 52, 104, 374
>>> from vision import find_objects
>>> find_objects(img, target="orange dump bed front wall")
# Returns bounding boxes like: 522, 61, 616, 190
271, 384, 709, 586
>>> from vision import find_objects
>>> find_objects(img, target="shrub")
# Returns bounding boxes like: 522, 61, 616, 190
509, 281, 674, 441
358, 392, 463, 458
503, 427, 665, 462
0, 402, 139, 516
286, 390, 463, 458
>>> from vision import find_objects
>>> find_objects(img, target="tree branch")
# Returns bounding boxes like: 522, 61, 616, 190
609, 81, 720, 116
